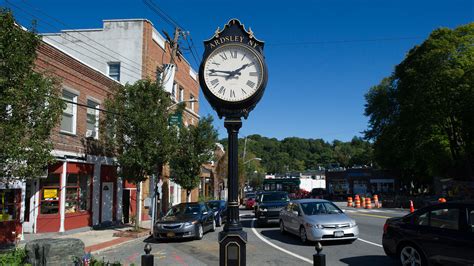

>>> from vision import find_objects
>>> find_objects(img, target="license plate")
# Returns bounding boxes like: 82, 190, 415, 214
334, 231, 344, 237
167, 232, 175, 238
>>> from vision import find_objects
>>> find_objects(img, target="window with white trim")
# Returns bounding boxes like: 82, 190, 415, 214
61, 90, 77, 134
179, 87, 184, 102
108, 62, 120, 81
190, 94, 195, 112
86, 99, 99, 139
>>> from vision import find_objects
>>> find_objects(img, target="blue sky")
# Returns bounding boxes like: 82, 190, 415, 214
6, 0, 473, 141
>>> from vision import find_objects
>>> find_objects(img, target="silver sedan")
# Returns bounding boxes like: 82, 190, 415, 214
279, 199, 359, 243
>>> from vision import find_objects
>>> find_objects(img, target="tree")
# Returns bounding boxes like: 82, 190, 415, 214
170, 115, 218, 201
103, 79, 177, 228
365, 23, 474, 183
0, 9, 64, 181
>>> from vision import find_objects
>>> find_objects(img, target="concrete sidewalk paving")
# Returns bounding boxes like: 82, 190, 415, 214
21, 221, 153, 254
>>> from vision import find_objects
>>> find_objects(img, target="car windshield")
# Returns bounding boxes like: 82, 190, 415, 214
207, 201, 221, 210
300, 202, 343, 215
165, 204, 201, 217
261, 193, 289, 202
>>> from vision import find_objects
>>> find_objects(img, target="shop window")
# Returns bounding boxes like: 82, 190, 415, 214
0, 190, 19, 222
40, 174, 60, 214
65, 174, 91, 213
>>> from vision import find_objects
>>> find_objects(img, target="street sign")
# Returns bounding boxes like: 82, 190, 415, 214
168, 112, 182, 126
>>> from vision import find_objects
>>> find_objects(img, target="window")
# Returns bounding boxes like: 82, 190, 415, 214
40, 174, 60, 214
190, 94, 195, 111
414, 212, 429, 226
179, 87, 184, 102
469, 210, 474, 232
108, 62, 120, 81
60, 90, 77, 134
65, 174, 91, 213
430, 208, 459, 230
172, 82, 178, 100
0, 190, 19, 221
86, 99, 99, 139
156, 67, 163, 82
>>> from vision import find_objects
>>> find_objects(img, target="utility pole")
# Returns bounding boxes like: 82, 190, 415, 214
170, 27, 181, 65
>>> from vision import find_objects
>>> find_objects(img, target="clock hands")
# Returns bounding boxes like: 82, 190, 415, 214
208, 64, 251, 80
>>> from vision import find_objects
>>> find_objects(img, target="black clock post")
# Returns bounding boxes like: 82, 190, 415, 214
199, 19, 268, 266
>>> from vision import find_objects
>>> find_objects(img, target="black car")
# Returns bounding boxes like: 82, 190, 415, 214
207, 200, 227, 227
383, 201, 474, 266
254, 191, 290, 226
153, 202, 215, 240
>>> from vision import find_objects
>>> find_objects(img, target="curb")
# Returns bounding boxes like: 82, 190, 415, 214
86, 235, 148, 254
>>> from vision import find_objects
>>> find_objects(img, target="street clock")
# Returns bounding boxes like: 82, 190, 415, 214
199, 19, 268, 119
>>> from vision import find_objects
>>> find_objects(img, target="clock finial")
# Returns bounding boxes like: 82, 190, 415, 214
215, 27, 220, 38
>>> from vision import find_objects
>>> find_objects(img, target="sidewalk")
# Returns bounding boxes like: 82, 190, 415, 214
21, 220, 152, 254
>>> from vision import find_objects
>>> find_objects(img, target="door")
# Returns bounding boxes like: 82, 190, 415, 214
122, 189, 130, 224
101, 182, 114, 223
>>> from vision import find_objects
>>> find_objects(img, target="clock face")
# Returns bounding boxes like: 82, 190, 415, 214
203, 44, 263, 102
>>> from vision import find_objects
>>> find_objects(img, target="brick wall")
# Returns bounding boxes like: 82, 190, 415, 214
35, 41, 120, 155
141, 21, 200, 126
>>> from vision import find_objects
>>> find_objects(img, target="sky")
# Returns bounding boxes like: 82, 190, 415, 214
5, 0, 473, 141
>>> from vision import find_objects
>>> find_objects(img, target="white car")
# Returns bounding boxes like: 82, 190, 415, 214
279, 199, 359, 243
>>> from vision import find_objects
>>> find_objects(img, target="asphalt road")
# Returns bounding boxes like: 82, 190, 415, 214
95, 204, 409, 266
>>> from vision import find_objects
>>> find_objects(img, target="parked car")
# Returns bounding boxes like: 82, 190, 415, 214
255, 191, 290, 226
279, 199, 358, 244
246, 197, 256, 210
383, 201, 474, 266
207, 200, 227, 227
153, 202, 215, 240
244, 192, 256, 206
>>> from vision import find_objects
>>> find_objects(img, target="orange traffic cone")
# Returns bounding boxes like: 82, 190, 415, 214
361, 197, 366, 208
365, 197, 372, 209
347, 197, 353, 207
409, 200, 415, 213
354, 196, 361, 208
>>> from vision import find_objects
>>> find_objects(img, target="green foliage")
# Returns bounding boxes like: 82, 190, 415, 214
0, 248, 28, 265
365, 23, 474, 182
0, 9, 64, 181
103, 79, 177, 183
220, 134, 373, 174
170, 115, 218, 198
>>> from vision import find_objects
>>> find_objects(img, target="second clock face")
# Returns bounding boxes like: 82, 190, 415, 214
203, 44, 263, 102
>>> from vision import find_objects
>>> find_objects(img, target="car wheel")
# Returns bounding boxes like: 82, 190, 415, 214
398, 244, 425, 266
299, 226, 308, 244
279, 220, 286, 234
195, 224, 203, 240
211, 219, 216, 232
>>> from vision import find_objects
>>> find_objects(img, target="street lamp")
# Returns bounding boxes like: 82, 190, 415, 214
167, 99, 198, 111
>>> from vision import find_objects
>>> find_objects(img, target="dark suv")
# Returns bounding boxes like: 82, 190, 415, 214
255, 191, 289, 226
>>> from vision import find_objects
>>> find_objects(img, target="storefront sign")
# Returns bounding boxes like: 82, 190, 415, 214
44, 189, 58, 200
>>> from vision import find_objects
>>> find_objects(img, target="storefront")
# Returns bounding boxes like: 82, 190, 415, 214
0, 181, 23, 244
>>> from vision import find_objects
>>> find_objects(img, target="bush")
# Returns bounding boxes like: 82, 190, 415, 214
0, 248, 28, 265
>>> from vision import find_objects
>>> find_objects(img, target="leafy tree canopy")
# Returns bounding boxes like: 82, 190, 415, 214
365, 23, 474, 182
0, 9, 64, 181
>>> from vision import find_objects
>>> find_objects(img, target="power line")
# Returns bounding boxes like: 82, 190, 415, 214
19, 0, 144, 72
8, 2, 144, 80
266, 36, 423, 47
142, 0, 186, 31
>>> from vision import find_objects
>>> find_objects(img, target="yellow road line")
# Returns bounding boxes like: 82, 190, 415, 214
349, 213, 391, 219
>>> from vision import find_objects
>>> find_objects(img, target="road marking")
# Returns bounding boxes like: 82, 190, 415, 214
358, 238, 383, 248
250, 219, 312, 264
348, 213, 391, 219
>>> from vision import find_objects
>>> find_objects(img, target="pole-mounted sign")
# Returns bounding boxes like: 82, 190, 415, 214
199, 19, 268, 266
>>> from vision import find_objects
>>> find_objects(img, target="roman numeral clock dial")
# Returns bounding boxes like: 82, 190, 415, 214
203, 44, 263, 102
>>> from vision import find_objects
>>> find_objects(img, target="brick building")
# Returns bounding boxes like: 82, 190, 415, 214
0, 40, 121, 243
42, 19, 201, 223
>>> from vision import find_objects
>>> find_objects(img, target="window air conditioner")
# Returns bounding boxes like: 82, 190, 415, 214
86, 129, 94, 138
